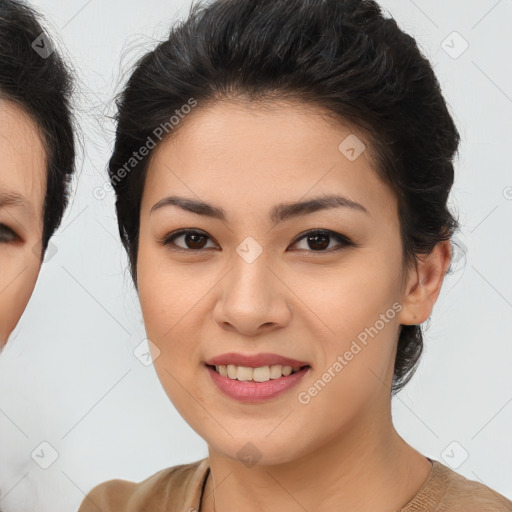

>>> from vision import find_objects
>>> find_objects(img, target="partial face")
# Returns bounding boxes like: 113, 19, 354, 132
0, 99, 46, 347
137, 101, 413, 464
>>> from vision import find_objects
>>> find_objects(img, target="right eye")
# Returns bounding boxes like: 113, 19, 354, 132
0, 223, 18, 244
161, 228, 217, 253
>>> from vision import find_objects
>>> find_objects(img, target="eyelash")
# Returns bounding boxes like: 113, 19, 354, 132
160, 228, 354, 255
0, 223, 18, 244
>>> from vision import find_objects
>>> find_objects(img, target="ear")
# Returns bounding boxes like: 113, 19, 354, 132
398, 240, 452, 325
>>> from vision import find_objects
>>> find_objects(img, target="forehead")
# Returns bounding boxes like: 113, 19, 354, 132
0, 99, 47, 221
144, 100, 396, 221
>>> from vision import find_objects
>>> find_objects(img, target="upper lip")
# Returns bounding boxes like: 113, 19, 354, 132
205, 352, 310, 368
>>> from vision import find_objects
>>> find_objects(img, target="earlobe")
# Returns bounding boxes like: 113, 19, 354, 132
398, 240, 452, 326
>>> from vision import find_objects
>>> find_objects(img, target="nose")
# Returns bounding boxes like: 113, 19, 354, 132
213, 253, 291, 336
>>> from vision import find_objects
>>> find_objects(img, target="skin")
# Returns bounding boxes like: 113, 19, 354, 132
137, 100, 452, 512
0, 99, 46, 347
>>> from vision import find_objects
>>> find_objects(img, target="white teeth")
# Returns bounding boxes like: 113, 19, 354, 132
269, 365, 283, 379
214, 364, 300, 382
253, 366, 270, 382
281, 366, 292, 376
227, 364, 237, 379
236, 366, 253, 381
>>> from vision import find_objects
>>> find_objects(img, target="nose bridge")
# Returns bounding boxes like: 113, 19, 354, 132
215, 236, 288, 332
228, 236, 274, 305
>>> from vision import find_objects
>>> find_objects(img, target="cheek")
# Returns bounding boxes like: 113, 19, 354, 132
315, 258, 400, 338
0, 251, 41, 345
137, 261, 196, 340
294, 299, 399, 437
138, 270, 209, 429
136, 245, 204, 369
136, 245, 217, 415
136, 232, 217, 336
303, 258, 402, 399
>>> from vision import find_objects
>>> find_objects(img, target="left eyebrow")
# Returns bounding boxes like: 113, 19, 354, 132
269, 194, 369, 224
150, 193, 369, 225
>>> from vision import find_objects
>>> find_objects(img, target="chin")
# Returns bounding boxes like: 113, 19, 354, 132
207, 432, 310, 468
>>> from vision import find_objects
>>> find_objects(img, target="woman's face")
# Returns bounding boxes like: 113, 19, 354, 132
137, 101, 423, 464
0, 99, 46, 347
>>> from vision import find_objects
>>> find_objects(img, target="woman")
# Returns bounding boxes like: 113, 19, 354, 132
79, 0, 512, 510
0, 1, 75, 349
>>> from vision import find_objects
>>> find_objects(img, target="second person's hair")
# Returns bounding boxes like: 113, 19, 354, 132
0, 0, 76, 254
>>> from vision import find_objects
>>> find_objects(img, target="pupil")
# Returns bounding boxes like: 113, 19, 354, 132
309, 233, 329, 250
187, 233, 206, 249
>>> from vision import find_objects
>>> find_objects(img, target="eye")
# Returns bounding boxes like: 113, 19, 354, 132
160, 228, 353, 254
289, 229, 354, 253
160, 228, 217, 253
0, 223, 19, 244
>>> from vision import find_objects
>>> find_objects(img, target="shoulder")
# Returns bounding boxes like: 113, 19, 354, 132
403, 459, 512, 511
77, 458, 209, 512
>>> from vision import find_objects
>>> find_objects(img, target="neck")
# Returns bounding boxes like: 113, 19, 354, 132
200, 405, 432, 512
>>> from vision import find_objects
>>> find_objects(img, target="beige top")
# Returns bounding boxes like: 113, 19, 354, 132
78, 457, 512, 511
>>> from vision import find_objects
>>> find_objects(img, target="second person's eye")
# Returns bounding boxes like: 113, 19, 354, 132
0, 223, 19, 244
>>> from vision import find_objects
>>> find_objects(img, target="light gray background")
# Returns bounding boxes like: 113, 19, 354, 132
0, 0, 511, 510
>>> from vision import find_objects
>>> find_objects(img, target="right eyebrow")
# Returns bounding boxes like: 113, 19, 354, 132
0, 189, 29, 210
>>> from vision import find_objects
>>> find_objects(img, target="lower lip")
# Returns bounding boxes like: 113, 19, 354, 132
205, 365, 310, 402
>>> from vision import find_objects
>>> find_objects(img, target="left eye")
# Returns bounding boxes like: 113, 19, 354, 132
0, 223, 18, 244
161, 228, 353, 253
291, 229, 353, 252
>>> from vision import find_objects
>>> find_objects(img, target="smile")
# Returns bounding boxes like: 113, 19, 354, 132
205, 364, 311, 402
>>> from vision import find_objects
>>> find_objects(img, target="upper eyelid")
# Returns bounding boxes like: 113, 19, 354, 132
0, 223, 16, 233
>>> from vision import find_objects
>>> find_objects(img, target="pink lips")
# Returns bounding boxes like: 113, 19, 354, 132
204, 352, 310, 368
204, 352, 311, 402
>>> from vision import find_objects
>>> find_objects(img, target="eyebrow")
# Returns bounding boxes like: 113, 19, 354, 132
150, 194, 369, 225
0, 189, 29, 210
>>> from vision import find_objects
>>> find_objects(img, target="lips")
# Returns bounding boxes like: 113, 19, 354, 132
204, 352, 312, 402
206, 364, 311, 402
204, 352, 311, 369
